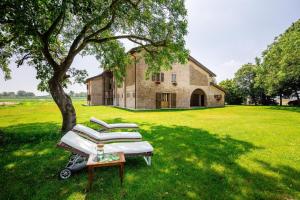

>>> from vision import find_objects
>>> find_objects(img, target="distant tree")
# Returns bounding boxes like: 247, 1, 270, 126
69, 91, 75, 97
219, 79, 244, 105
0, 91, 35, 97
74, 92, 87, 97
0, 91, 16, 97
26, 92, 35, 97
0, 0, 189, 132
260, 19, 300, 105
17, 90, 27, 96
8, 92, 15, 97
234, 63, 261, 105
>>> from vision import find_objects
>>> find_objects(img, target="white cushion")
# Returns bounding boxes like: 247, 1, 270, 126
104, 141, 153, 154
109, 123, 138, 128
99, 132, 142, 140
90, 117, 110, 128
61, 131, 97, 155
90, 117, 138, 129
73, 124, 142, 141
73, 124, 101, 139
61, 131, 153, 155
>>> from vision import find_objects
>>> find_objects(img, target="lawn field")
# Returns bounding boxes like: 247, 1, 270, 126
0, 100, 300, 200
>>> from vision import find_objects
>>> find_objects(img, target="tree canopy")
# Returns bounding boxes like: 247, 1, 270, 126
0, 0, 189, 131
219, 79, 243, 105
234, 63, 262, 105
260, 19, 300, 100
222, 19, 300, 106
1, 0, 188, 85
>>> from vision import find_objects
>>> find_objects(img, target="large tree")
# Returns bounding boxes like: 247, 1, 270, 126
0, 0, 189, 132
260, 19, 300, 103
219, 79, 244, 105
234, 63, 261, 105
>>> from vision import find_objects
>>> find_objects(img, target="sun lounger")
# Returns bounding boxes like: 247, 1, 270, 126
73, 124, 142, 143
57, 131, 153, 179
90, 117, 139, 131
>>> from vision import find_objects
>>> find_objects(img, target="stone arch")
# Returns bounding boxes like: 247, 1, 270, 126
190, 89, 207, 107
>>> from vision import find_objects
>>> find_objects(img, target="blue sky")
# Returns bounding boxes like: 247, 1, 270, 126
1, 0, 300, 95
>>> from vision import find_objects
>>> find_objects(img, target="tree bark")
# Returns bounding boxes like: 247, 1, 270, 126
48, 77, 76, 133
279, 93, 282, 106
295, 90, 300, 101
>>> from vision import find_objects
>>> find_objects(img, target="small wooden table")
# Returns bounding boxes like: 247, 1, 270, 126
86, 152, 125, 190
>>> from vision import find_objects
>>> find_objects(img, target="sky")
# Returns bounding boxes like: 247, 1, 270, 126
1, 0, 300, 95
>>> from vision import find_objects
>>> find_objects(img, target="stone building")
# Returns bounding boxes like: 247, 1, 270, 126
86, 53, 225, 109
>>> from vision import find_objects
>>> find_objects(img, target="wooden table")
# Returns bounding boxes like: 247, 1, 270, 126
86, 152, 125, 190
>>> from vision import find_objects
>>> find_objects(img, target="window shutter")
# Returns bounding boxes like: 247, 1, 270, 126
161, 73, 164, 82
156, 93, 161, 109
171, 93, 176, 108
172, 74, 176, 82
155, 73, 160, 82
152, 74, 155, 81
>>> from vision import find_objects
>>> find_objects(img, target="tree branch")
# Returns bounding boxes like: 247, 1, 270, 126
43, 0, 66, 39
87, 35, 166, 47
126, 0, 142, 8
85, 0, 119, 40
63, 25, 90, 65
16, 53, 31, 67
40, 37, 60, 70
0, 36, 16, 48
128, 38, 156, 55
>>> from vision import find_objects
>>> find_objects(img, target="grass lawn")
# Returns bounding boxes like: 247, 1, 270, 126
0, 100, 300, 200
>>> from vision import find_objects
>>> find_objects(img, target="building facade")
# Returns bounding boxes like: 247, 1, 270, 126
86, 54, 225, 109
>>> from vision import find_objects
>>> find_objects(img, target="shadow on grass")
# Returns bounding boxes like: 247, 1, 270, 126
267, 106, 300, 113
0, 122, 299, 199
0, 122, 61, 145
112, 106, 223, 113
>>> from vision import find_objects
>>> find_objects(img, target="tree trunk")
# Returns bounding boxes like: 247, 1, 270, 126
279, 93, 282, 106
49, 78, 76, 133
295, 90, 300, 101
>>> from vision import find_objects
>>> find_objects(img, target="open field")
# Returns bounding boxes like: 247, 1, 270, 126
0, 99, 299, 200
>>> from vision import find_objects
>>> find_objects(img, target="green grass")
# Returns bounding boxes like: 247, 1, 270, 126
0, 100, 300, 200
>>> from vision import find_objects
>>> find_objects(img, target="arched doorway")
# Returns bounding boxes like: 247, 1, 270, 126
190, 89, 206, 107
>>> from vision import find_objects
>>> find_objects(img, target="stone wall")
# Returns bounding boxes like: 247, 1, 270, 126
87, 76, 104, 105
206, 84, 225, 107
189, 64, 208, 86
132, 56, 225, 109
115, 81, 125, 108
86, 54, 226, 109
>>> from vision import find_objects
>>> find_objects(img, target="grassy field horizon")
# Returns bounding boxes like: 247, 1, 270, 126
0, 100, 299, 199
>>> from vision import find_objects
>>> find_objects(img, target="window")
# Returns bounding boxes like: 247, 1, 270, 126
172, 74, 176, 83
214, 94, 222, 101
156, 93, 176, 109
152, 74, 156, 81
160, 73, 164, 82
152, 73, 164, 82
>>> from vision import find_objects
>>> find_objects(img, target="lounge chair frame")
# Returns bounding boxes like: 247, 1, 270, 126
90, 118, 139, 132
57, 142, 153, 179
